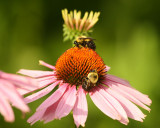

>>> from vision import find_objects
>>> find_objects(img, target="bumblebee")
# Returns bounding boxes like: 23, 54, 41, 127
74, 36, 96, 50
82, 69, 98, 91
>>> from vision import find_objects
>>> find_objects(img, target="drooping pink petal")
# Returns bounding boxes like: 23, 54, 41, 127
98, 85, 129, 125
24, 81, 60, 103
0, 80, 29, 112
42, 100, 60, 123
106, 81, 150, 111
27, 109, 46, 125
0, 91, 14, 122
108, 88, 146, 122
89, 86, 121, 120
105, 74, 131, 87
115, 83, 151, 106
18, 69, 55, 78
37, 76, 57, 88
105, 78, 151, 106
37, 75, 56, 81
39, 60, 56, 70
37, 83, 68, 111
54, 85, 77, 119
73, 86, 88, 128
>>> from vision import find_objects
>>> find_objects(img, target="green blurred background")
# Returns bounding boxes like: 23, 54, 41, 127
0, 0, 159, 128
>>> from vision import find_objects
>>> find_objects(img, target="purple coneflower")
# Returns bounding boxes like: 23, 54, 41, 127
0, 71, 37, 122
18, 47, 151, 127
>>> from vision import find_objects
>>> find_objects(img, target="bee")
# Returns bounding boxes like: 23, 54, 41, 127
74, 36, 96, 50
82, 69, 98, 91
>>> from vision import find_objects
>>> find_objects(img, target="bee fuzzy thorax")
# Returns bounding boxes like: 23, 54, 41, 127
82, 69, 99, 91
74, 36, 96, 51
55, 47, 106, 90
87, 70, 98, 84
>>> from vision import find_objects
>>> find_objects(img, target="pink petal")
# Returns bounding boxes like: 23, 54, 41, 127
99, 85, 129, 125
17, 88, 29, 95
11, 80, 38, 92
54, 85, 77, 119
18, 69, 55, 78
24, 81, 59, 103
107, 81, 150, 111
89, 87, 121, 120
0, 71, 37, 90
105, 74, 131, 87
0, 80, 29, 112
37, 83, 68, 111
105, 74, 151, 106
108, 88, 146, 122
27, 109, 46, 125
42, 100, 60, 123
22, 76, 58, 95
115, 83, 151, 106
73, 86, 88, 127
105, 65, 111, 72
37, 76, 57, 88
39, 60, 56, 70
0, 91, 14, 122
37, 75, 56, 81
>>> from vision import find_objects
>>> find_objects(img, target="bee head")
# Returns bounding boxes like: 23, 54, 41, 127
74, 41, 78, 45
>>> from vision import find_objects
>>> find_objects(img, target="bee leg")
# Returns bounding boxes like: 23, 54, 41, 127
93, 83, 96, 86
82, 41, 86, 48
82, 77, 88, 91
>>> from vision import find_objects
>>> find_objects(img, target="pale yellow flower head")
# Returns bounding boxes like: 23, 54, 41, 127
62, 9, 100, 42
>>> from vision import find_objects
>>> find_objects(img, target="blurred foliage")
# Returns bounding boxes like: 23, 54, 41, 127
0, 0, 160, 128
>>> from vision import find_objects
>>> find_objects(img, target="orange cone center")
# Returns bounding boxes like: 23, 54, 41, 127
55, 47, 106, 86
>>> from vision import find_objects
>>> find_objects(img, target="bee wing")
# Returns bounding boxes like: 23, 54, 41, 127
79, 37, 96, 40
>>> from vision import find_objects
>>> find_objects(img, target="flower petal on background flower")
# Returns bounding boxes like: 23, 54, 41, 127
54, 85, 77, 119
39, 60, 55, 70
99, 85, 129, 125
0, 80, 29, 112
37, 83, 68, 111
20, 76, 58, 95
89, 87, 121, 120
24, 81, 60, 103
18, 69, 55, 78
0, 71, 37, 90
105, 74, 131, 87
73, 86, 88, 128
0, 91, 14, 122
108, 89, 146, 122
